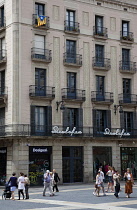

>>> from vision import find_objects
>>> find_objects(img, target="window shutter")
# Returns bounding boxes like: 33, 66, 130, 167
78, 108, 83, 130
63, 108, 69, 129
133, 111, 137, 136
92, 109, 97, 136
47, 106, 52, 135
30, 106, 35, 135
106, 110, 111, 129
120, 112, 124, 129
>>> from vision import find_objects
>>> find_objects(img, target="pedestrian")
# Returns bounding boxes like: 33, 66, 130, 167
43, 170, 54, 196
98, 167, 106, 196
24, 174, 30, 199
8, 172, 17, 201
113, 170, 121, 198
105, 166, 114, 192
53, 169, 60, 192
124, 168, 134, 198
95, 171, 101, 197
18, 172, 25, 200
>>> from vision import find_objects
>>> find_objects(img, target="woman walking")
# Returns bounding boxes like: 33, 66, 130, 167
18, 172, 25, 200
95, 171, 101, 197
8, 172, 17, 200
105, 166, 114, 192
124, 168, 134, 198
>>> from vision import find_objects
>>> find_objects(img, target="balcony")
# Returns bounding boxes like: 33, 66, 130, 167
0, 87, 7, 105
29, 86, 55, 100
0, 17, 6, 32
119, 93, 137, 106
32, 14, 50, 29
63, 52, 82, 67
119, 61, 136, 74
93, 26, 108, 39
31, 48, 52, 63
62, 88, 85, 102
120, 31, 134, 44
91, 91, 113, 104
0, 50, 7, 64
64, 20, 80, 34
92, 57, 111, 71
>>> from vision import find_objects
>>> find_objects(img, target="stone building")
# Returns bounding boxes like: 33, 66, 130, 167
0, 0, 137, 185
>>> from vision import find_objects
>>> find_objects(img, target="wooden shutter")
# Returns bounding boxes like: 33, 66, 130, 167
92, 109, 97, 136
106, 110, 111, 129
47, 106, 52, 135
120, 112, 124, 129
133, 111, 137, 136
63, 108, 69, 129
78, 108, 83, 130
30, 106, 35, 135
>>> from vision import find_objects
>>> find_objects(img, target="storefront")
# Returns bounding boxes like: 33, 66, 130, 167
0, 147, 7, 185
93, 146, 112, 178
29, 146, 52, 185
62, 146, 83, 183
121, 147, 137, 178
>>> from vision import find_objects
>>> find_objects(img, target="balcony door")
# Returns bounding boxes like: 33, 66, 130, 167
66, 10, 75, 31
67, 72, 76, 99
122, 49, 130, 70
0, 6, 4, 27
95, 45, 104, 67
122, 21, 129, 37
124, 112, 133, 133
35, 69, 46, 96
123, 79, 131, 103
35, 3, 45, 15
66, 40, 76, 64
96, 76, 104, 101
34, 35, 45, 59
95, 16, 103, 35
0, 71, 5, 95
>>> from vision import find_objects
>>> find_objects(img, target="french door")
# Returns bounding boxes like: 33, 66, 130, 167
95, 45, 104, 67
95, 16, 103, 35
66, 40, 76, 63
122, 49, 130, 70
66, 10, 75, 31
96, 76, 104, 101
35, 3, 45, 15
35, 107, 46, 133
122, 21, 129, 37
35, 69, 46, 96
123, 79, 131, 103
67, 72, 76, 99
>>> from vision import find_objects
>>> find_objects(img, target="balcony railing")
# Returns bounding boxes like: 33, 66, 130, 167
91, 91, 113, 103
63, 52, 82, 66
120, 31, 134, 43
32, 14, 50, 29
0, 87, 7, 105
0, 17, 6, 30
29, 86, 55, 99
64, 20, 80, 34
0, 50, 7, 63
93, 26, 108, 39
119, 61, 136, 73
92, 57, 111, 70
119, 93, 137, 105
62, 88, 85, 101
31, 48, 52, 63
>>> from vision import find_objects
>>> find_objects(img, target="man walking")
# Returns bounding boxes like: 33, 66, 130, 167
113, 170, 121, 198
43, 170, 54, 196
24, 174, 30, 199
53, 169, 60, 192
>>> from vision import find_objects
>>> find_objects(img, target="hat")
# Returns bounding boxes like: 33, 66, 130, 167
46, 170, 50, 173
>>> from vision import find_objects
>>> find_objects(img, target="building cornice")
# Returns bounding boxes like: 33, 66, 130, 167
96, 0, 137, 9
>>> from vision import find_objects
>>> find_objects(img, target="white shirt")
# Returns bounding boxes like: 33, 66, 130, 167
18, 176, 25, 189
127, 173, 131, 180
99, 171, 104, 182
107, 170, 113, 176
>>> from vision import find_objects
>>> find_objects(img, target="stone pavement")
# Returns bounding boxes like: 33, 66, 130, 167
1, 182, 137, 210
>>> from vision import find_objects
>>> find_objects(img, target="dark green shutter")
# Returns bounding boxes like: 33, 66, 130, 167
47, 106, 52, 135
93, 109, 97, 136
120, 112, 124, 129
106, 110, 111, 129
63, 107, 69, 129
78, 108, 83, 130
133, 111, 137, 136
30, 106, 35, 135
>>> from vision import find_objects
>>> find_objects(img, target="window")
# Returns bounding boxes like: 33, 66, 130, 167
0, 71, 5, 95
67, 72, 76, 99
0, 6, 4, 27
95, 15, 103, 35
124, 112, 133, 132
35, 69, 46, 96
66, 40, 76, 63
0, 107, 5, 125
35, 3, 45, 15
34, 35, 45, 58
123, 78, 131, 103
0, 37, 5, 59
95, 45, 104, 67
122, 49, 130, 70
122, 21, 129, 37
66, 10, 75, 31
96, 76, 104, 101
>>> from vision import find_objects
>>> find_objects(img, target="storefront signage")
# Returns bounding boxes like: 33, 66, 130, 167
51, 126, 82, 136
104, 128, 130, 138
29, 146, 52, 154
0, 149, 6, 154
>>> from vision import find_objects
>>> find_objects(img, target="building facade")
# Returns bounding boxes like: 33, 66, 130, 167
0, 0, 137, 185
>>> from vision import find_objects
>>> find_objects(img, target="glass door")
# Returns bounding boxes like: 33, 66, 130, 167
122, 49, 130, 70
122, 21, 129, 37
66, 10, 75, 31
35, 69, 46, 96
95, 16, 103, 35
96, 76, 104, 101
67, 72, 76, 99
35, 106, 46, 134
95, 45, 104, 67
66, 40, 76, 64
123, 78, 131, 103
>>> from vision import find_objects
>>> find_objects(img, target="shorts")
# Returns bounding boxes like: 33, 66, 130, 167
10, 186, 16, 191
108, 176, 113, 183
100, 182, 104, 188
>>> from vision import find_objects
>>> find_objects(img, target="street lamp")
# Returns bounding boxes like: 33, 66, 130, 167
56, 101, 65, 112
114, 104, 123, 115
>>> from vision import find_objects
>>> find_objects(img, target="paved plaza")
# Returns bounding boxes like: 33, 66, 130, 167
1, 182, 137, 210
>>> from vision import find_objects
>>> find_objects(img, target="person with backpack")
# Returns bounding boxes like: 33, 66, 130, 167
43, 170, 54, 196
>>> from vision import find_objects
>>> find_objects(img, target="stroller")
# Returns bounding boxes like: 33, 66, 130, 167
2, 183, 11, 200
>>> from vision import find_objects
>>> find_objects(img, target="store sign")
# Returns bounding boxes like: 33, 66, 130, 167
29, 146, 52, 154
104, 128, 130, 138
0, 149, 6, 154
51, 126, 82, 136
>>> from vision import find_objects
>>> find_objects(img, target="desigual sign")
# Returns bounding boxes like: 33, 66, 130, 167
104, 128, 130, 138
51, 126, 82, 136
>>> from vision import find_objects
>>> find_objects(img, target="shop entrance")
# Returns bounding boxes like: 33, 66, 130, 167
29, 146, 52, 186
121, 147, 137, 178
0, 147, 7, 185
93, 146, 112, 178
62, 146, 83, 183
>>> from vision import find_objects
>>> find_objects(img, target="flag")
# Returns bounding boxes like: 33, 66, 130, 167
37, 15, 46, 26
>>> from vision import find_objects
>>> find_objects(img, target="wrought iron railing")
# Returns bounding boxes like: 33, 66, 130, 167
119, 61, 136, 73
120, 31, 134, 42
32, 14, 50, 29
64, 20, 80, 33
92, 57, 111, 70
29, 86, 55, 98
93, 26, 108, 38
91, 91, 113, 103
119, 93, 137, 104
31, 48, 52, 62
0, 50, 7, 62
62, 88, 85, 101
63, 52, 82, 66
